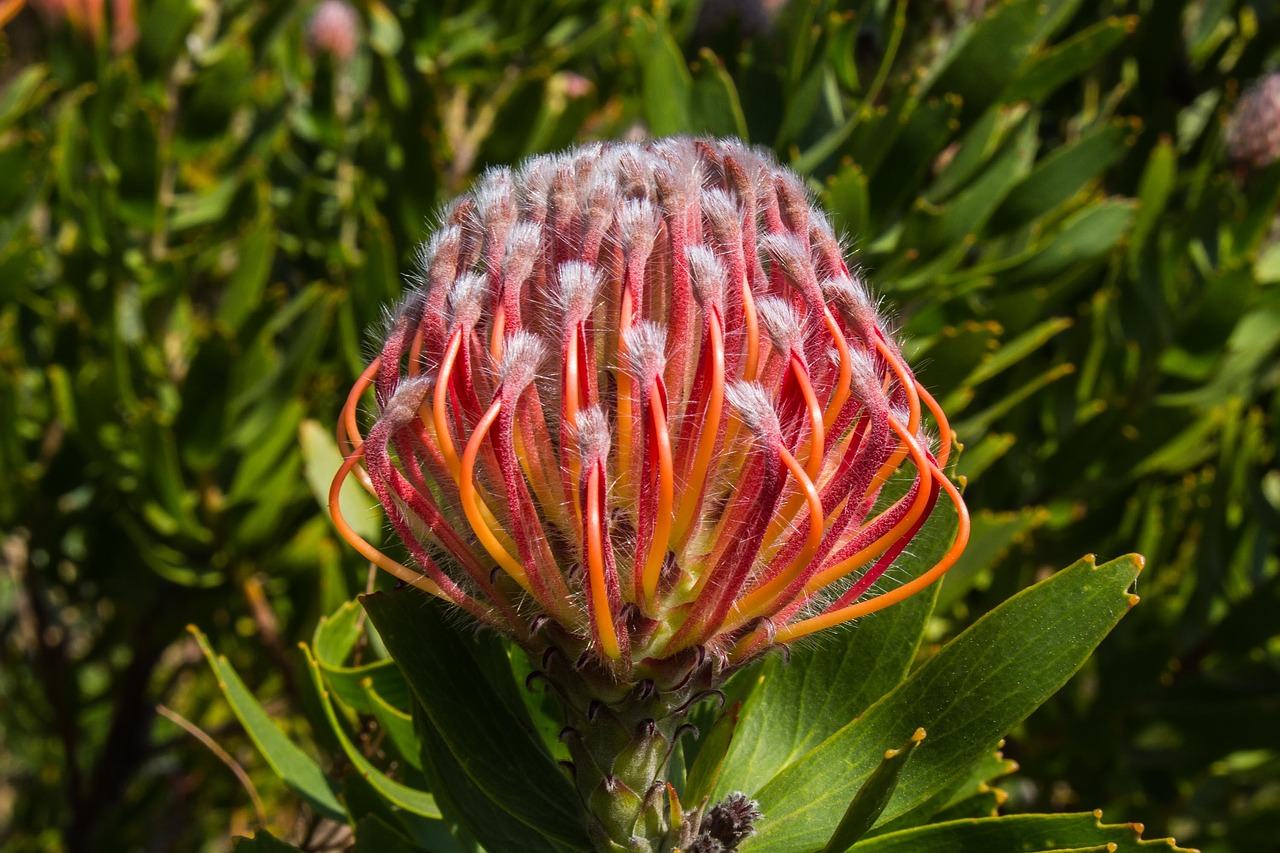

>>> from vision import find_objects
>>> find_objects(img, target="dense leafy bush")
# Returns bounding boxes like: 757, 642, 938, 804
1, 1, 1276, 851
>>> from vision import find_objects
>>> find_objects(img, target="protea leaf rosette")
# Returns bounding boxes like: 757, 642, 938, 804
330, 137, 970, 852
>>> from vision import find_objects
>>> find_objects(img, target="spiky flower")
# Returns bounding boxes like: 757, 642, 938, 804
1227, 72, 1280, 169
330, 137, 968, 851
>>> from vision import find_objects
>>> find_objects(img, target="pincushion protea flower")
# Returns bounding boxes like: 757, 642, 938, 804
330, 137, 969, 852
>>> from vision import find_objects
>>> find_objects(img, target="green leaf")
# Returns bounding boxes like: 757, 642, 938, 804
232, 830, 306, 852
1006, 17, 1135, 103
1008, 199, 1137, 283
821, 729, 925, 853
743, 554, 1144, 853
926, 0, 1044, 118
937, 508, 1048, 612
218, 220, 275, 331
361, 588, 590, 852
846, 812, 1196, 852
633, 10, 692, 136
682, 702, 740, 810
990, 122, 1131, 232
714, 583, 937, 801
300, 418, 383, 543
303, 645, 443, 820
690, 49, 748, 139
313, 600, 364, 667
191, 628, 344, 820
352, 816, 431, 853
0, 65, 52, 133
1127, 138, 1176, 269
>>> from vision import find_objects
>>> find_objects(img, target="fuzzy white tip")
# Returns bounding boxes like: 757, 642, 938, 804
686, 245, 728, 310
754, 295, 805, 354
760, 233, 815, 289
554, 262, 603, 327
574, 406, 612, 468
497, 331, 546, 392
725, 381, 780, 438
621, 320, 668, 385
447, 272, 488, 330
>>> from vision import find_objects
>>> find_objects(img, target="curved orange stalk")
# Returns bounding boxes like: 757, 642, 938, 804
803, 416, 934, 593
458, 397, 532, 594
328, 451, 444, 598
875, 337, 920, 434
723, 444, 824, 629
585, 463, 622, 660
641, 388, 674, 612
407, 326, 425, 377
775, 460, 970, 643
821, 306, 852, 430
490, 303, 506, 361
431, 329, 464, 479
336, 359, 379, 495
759, 355, 825, 553
917, 382, 954, 469
672, 310, 725, 544
616, 285, 636, 503
740, 275, 760, 380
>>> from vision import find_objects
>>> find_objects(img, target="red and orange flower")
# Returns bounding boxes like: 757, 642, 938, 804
331, 136, 968, 678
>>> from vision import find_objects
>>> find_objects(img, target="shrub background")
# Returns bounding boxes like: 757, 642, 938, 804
0, 1, 1277, 851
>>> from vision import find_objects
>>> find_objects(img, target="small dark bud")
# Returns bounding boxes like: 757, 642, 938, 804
689, 792, 762, 853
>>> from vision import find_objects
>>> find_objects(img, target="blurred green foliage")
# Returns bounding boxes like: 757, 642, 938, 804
1, 0, 1277, 851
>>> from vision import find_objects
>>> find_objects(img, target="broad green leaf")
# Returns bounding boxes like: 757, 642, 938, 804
847, 812, 1196, 852
1008, 200, 1136, 283
633, 11, 692, 136
303, 645, 443, 820
362, 589, 590, 852
300, 418, 383, 543
714, 583, 937, 801
990, 123, 1131, 232
926, 0, 1044, 118
744, 554, 1144, 852
218, 220, 275, 330
352, 816, 432, 853
232, 831, 306, 852
868, 749, 1018, 837
821, 730, 925, 853
1128, 138, 1176, 270
690, 49, 748, 139
1006, 17, 1135, 103
313, 600, 364, 666
191, 628, 344, 820
682, 702, 740, 810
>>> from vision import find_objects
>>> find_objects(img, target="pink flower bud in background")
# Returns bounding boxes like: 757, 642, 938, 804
1227, 72, 1280, 170
307, 0, 360, 64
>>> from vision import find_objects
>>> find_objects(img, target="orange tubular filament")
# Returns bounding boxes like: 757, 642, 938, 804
804, 416, 933, 594
775, 461, 970, 644
724, 443, 824, 630
917, 382, 954, 470
337, 358, 379, 495
672, 310, 725, 545
431, 329, 464, 479
641, 387, 674, 612
759, 355, 825, 554
585, 463, 622, 660
741, 275, 760, 380
490, 303, 506, 361
459, 397, 532, 594
563, 326, 585, 525
616, 285, 635, 503
329, 451, 444, 598
876, 337, 921, 434
821, 307, 852, 431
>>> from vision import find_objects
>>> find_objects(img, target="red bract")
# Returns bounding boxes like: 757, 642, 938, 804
331, 137, 969, 680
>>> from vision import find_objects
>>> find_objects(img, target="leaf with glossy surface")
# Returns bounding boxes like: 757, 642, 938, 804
191, 628, 344, 820
303, 645, 442, 819
743, 554, 1143, 852
821, 729, 925, 853
846, 812, 1196, 852
362, 588, 590, 852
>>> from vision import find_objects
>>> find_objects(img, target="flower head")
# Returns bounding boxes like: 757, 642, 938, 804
1227, 72, 1280, 170
307, 0, 360, 63
331, 137, 968, 679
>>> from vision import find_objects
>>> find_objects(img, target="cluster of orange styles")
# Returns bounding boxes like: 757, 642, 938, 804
331, 137, 969, 681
